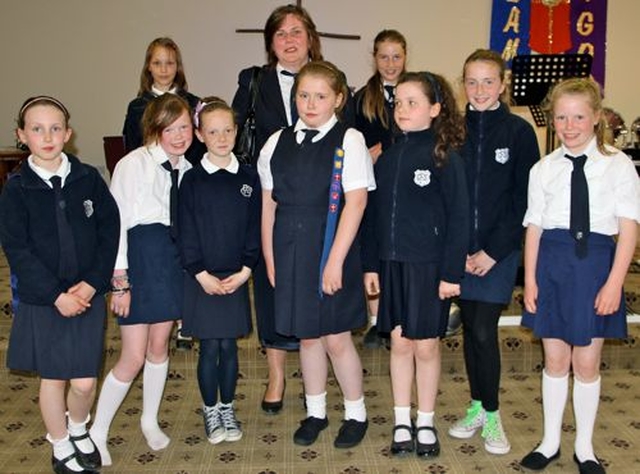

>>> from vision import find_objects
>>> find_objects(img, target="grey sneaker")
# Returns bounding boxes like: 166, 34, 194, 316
448, 401, 485, 439
203, 405, 225, 444
482, 411, 511, 455
219, 403, 242, 442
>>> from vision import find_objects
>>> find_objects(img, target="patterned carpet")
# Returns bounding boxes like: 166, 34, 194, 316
1, 249, 639, 473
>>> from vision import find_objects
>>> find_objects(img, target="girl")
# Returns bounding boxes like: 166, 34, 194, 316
520, 78, 639, 473
232, 4, 325, 416
258, 61, 375, 448
363, 72, 469, 458
354, 29, 407, 349
0, 96, 120, 474
89, 94, 193, 466
448, 49, 539, 455
178, 97, 261, 444
123, 37, 204, 168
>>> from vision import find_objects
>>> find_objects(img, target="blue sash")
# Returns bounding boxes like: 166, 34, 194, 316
318, 147, 345, 297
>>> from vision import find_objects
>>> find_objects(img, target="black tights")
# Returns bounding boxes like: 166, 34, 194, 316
197, 338, 238, 406
458, 299, 504, 412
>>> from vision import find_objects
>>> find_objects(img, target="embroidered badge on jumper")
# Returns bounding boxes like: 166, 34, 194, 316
413, 169, 431, 187
240, 184, 253, 198
83, 200, 94, 218
494, 148, 510, 164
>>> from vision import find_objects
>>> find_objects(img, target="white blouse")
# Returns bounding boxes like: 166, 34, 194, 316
523, 137, 640, 234
110, 143, 192, 269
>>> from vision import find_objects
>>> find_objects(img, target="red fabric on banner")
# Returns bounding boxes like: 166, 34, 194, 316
529, 0, 572, 53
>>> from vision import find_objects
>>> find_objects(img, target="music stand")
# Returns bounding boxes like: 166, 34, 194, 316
511, 54, 592, 153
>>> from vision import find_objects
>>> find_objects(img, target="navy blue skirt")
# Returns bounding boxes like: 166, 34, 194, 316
7, 297, 106, 379
521, 229, 627, 346
378, 260, 450, 339
118, 224, 183, 325
182, 272, 252, 339
460, 250, 521, 304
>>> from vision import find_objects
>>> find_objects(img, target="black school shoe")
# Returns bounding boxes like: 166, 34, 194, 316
415, 426, 440, 458
51, 452, 94, 474
573, 454, 606, 474
334, 419, 368, 448
69, 432, 101, 470
390, 424, 414, 456
293, 416, 328, 446
520, 448, 561, 470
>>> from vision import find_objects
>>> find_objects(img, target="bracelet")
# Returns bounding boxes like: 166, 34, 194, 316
111, 286, 131, 295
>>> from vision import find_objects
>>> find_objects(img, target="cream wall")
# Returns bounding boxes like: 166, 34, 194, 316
1, 0, 637, 172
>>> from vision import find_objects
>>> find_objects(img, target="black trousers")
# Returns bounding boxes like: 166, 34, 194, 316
458, 299, 504, 412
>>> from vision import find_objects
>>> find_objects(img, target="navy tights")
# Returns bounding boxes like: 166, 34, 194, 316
197, 338, 238, 406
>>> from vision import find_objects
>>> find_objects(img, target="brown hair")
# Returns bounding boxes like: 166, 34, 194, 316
194, 96, 235, 131
141, 94, 191, 145
397, 71, 466, 166
138, 37, 189, 97
361, 29, 407, 128
17, 96, 70, 129
264, 4, 323, 67
295, 61, 349, 118
462, 48, 511, 106
543, 77, 611, 155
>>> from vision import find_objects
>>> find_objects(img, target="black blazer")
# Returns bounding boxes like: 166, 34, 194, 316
232, 65, 356, 165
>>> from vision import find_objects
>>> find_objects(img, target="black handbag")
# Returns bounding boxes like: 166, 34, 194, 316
234, 66, 264, 165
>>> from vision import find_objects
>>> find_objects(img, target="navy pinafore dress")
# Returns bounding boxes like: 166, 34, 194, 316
270, 124, 366, 339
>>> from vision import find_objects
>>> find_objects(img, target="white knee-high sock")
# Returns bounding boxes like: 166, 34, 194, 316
573, 376, 601, 462
141, 359, 170, 451
536, 370, 568, 457
89, 371, 132, 466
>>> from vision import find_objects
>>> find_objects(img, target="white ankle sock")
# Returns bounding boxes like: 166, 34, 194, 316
573, 376, 601, 462
141, 359, 171, 451
416, 410, 436, 444
89, 370, 132, 466
369, 316, 377, 326
537, 370, 568, 458
305, 392, 327, 419
67, 413, 94, 454
48, 433, 84, 472
393, 406, 412, 442
344, 396, 367, 422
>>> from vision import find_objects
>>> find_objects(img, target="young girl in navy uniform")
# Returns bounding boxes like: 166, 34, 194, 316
178, 97, 261, 444
258, 61, 375, 448
363, 72, 469, 458
448, 49, 539, 455
520, 78, 640, 474
90, 94, 193, 466
354, 29, 407, 348
123, 37, 204, 167
0, 96, 120, 474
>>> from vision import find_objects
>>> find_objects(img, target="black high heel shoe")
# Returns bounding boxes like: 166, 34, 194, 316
261, 380, 285, 415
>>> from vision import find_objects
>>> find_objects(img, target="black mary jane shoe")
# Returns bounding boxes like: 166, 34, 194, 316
51, 452, 93, 474
69, 432, 102, 470
520, 448, 561, 471
415, 426, 440, 458
573, 454, 606, 474
261, 381, 286, 415
390, 424, 414, 456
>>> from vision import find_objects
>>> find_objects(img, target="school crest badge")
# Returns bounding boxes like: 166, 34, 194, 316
240, 184, 253, 198
83, 200, 94, 218
494, 148, 510, 164
413, 169, 431, 187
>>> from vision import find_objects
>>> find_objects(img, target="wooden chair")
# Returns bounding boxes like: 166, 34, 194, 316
103, 136, 126, 177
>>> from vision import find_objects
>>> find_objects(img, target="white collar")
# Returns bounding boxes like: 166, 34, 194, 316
200, 153, 240, 174
28, 152, 71, 185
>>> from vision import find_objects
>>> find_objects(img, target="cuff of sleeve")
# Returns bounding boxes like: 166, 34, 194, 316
186, 262, 206, 277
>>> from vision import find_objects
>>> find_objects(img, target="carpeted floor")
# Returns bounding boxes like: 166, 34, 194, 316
1, 248, 639, 474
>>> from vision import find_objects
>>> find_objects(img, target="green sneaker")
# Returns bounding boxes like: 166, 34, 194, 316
482, 410, 511, 455
448, 400, 485, 439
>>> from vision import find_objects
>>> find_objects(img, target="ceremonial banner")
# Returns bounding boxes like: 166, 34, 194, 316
490, 0, 608, 89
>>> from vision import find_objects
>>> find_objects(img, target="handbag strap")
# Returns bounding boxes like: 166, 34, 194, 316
247, 66, 264, 118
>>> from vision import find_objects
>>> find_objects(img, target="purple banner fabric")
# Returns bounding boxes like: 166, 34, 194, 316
568, 0, 607, 90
